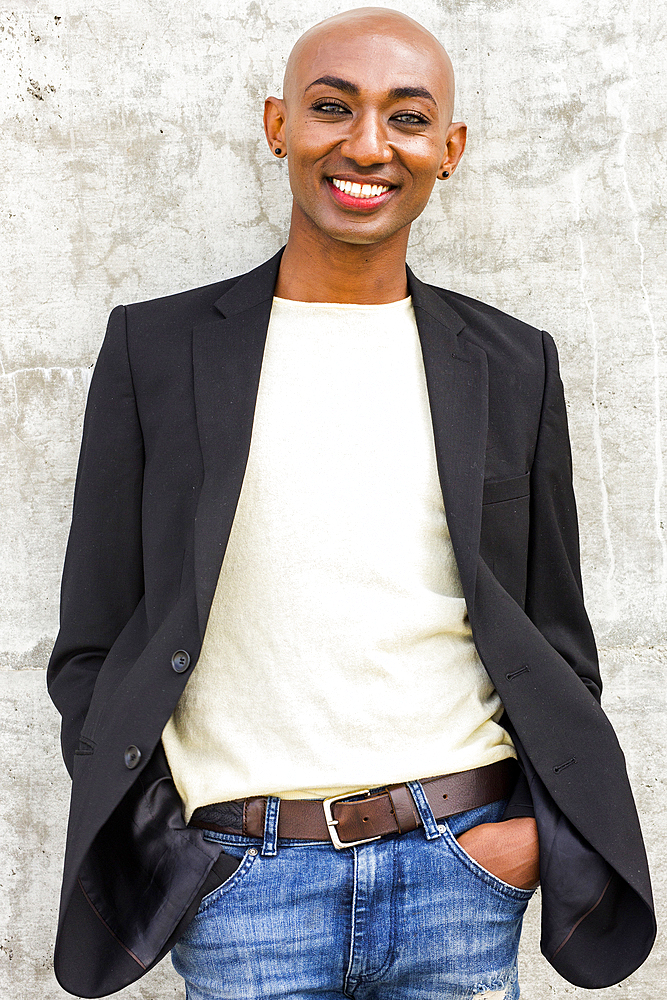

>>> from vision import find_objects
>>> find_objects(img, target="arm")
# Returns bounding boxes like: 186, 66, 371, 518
47, 305, 145, 775
524, 330, 601, 702
477, 331, 598, 860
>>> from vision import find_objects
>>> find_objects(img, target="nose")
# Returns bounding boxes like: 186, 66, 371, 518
339, 110, 393, 166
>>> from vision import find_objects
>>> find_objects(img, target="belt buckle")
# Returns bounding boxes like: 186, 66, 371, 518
322, 790, 382, 850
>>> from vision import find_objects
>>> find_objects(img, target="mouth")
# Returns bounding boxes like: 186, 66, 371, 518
327, 176, 395, 210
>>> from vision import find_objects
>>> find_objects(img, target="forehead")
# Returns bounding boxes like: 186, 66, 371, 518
295, 28, 447, 101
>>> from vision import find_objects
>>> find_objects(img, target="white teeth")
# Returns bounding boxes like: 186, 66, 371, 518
331, 177, 390, 198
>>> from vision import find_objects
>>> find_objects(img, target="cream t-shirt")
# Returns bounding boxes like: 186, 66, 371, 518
162, 295, 514, 820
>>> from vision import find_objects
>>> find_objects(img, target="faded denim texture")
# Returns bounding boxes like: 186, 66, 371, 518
172, 798, 533, 999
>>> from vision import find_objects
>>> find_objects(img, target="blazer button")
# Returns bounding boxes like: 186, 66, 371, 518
124, 745, 142, 769
171, 650, 191, 673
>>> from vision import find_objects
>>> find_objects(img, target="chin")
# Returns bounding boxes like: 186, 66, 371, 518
295, 199, 409, 248
320, 216, 406, 246
330, 230, 389, 246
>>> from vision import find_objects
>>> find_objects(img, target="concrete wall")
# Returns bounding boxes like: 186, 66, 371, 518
1, 0, 665, 995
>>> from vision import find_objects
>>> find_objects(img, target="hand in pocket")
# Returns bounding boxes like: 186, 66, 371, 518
456, 817, 540, 890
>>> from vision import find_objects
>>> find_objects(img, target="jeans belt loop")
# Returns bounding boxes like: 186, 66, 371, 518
407, 780, 442, 841
261, 795, 280, 857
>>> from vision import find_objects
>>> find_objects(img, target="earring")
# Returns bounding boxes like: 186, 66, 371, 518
274, 147, 283, 156
441, 170, 450, 178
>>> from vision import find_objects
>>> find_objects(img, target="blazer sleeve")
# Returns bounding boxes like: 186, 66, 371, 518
503, 331, 601, 822
47, 305, 145, 776
524, 331, 602, 702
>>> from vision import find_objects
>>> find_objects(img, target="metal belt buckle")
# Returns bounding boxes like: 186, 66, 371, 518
322, 790, 382, 850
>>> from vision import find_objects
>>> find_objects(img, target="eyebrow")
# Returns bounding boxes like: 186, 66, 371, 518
305, 75, 359, 96
388, 86, 437, 104
305, 76, 437, 105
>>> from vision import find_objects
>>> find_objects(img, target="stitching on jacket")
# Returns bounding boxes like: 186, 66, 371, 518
550, 875, 613, 961
74, 736, 96, 755
482, 492, 530, 506
77, 877, 147, 969
554, 758, 577, 774
506, 666, 530, 681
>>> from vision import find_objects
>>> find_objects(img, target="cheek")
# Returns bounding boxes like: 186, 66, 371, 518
284, 121, 330, 162
409, 146, 444, 181
404, 161, 438, 203
283, 150, 309, 196
284, 147, 321, 197
402, 134, 446, 170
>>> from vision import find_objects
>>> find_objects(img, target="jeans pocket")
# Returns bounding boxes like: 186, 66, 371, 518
440, 822, 535, 902
196, 847, 259, 913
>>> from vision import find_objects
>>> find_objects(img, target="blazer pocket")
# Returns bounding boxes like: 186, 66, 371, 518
480, 473, 531, 608
482, 472, 530, 506
74, 735, 96, 756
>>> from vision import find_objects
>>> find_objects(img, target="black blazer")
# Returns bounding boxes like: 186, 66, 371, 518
48, 249, 655, 998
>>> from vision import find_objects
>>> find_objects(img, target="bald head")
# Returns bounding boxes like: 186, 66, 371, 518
283, 8, 455, 124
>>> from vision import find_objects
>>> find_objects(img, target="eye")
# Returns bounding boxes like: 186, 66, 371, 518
312, 100, 351, 115
392, 111, 430, 126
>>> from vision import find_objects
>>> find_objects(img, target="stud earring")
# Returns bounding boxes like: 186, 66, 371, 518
274, 147, 283, 156
441, 170, 450, 178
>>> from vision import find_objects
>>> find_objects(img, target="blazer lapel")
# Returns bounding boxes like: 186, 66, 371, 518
408, 268, 489, 619
192, 248, 284, 633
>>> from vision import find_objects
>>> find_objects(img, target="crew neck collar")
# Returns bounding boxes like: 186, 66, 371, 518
272, 295, 412, 310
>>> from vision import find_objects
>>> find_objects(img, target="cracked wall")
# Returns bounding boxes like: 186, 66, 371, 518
1, 0, 666, 996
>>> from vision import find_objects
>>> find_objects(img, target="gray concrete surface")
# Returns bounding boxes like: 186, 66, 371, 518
1, 0, 665, 996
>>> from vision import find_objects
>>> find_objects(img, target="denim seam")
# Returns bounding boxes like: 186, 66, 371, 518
261, 796, 280, 857
195, 849, 259, 913
343, 847, 360, 996
349, 838, 399, 985
441, 822, 534, 900
202, 832, 336, 849
407, 780, 442, 840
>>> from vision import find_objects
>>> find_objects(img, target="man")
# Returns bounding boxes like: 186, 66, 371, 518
48, 8, 654, 999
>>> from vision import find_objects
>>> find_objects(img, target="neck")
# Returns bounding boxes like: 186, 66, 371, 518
274, 209, 410, 304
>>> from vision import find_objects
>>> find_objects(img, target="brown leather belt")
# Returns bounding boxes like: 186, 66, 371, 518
190, 759, 517, 850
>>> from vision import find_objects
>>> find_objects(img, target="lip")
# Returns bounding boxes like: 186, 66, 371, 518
326, 177, 396, 211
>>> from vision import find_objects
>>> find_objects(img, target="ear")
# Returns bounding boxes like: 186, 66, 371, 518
437, 121, 467, 179
264, 96, 287, 156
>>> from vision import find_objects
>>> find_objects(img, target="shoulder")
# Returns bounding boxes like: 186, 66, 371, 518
411, 275, 553, 393
423, 280, 546, 354
121, 274, 241, 334
117, 247, 284, 336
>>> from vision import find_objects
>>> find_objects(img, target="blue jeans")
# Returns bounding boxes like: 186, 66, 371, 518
172, 791, 534, 999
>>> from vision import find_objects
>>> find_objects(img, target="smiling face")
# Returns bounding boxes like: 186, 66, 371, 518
265, 9, 466, 249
